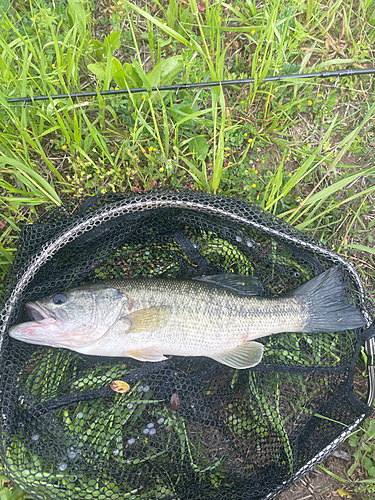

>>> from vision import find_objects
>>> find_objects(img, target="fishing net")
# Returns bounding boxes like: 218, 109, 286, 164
1, 189, 374, 500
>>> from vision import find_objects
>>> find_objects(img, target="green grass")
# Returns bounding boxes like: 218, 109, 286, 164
0, 0, 375, 497
0, 0, 374, 290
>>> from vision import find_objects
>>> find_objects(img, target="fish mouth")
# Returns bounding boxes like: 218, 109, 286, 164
26, 302, 55, 322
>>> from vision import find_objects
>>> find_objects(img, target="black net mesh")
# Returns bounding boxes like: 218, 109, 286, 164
0, 189, 374, 500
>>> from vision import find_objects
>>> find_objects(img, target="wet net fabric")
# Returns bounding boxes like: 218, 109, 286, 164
0, 189, 374, 500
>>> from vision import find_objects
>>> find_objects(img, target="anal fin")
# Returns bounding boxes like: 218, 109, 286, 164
210, 341, 264, 369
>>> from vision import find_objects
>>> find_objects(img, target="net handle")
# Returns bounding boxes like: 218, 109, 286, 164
366, 336, 375, 406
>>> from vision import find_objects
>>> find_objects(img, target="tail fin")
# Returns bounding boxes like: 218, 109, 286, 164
293, 266, 366, 333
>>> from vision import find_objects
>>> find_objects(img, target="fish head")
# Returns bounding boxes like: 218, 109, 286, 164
9, 285, 130, 350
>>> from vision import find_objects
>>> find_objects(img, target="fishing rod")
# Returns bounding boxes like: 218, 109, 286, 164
6, 67, 375, 104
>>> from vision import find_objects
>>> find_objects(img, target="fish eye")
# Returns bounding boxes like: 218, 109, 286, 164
52, 293, 67, 305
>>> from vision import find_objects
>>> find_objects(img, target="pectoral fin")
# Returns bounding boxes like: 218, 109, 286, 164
210, 341, 264, 369
126, 347, 167, 362
124, 305, 170, 333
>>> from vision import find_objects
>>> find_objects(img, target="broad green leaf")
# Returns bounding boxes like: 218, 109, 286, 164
87, 62, 106, 81
104, 48, 113, 90
317, 58, 358, 69
189, 136, 209, 162
173, 102, 200, 127
363, 456, 374, 471
159, 36, 172, 48
148, 56, 182, 87
148, 62, 162, 88
179, 4, 194, 31
166, 0, 177, 29
83, 135, 94, 154
88, 39, 105, 61
159, 55, 182, 83
68, 0, 87, 32
112, 57, 128, 89
131, 57, 152, 92
124, 63, 142, 87
104, 31, 121, 53
348, 435, 360, 447
366, 420, 375, 436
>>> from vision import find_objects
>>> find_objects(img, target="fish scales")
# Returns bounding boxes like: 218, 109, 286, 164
107, 278, 306, 353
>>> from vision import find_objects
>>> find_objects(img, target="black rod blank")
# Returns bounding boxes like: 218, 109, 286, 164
5, 67, 375, 104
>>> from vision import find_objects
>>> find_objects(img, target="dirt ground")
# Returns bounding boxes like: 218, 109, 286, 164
278, 372, 373, 500
278, 445, 357, 500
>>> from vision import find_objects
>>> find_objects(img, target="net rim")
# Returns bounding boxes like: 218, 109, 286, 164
264, 411, 367, 500
0, 189, 374, 500
1, 191, 372, 347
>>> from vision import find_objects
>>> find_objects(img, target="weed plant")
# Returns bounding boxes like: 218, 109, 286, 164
0, 0, 375, 498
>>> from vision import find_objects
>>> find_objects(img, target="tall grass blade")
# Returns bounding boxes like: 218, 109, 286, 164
211, 87, 226, 192
0, 157, 62, 205
345, 244, 375, 256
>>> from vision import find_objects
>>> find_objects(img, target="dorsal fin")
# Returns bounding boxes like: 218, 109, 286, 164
196, 274, 260, 295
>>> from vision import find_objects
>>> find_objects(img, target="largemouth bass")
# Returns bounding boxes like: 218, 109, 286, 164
9, 267, 366, 369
